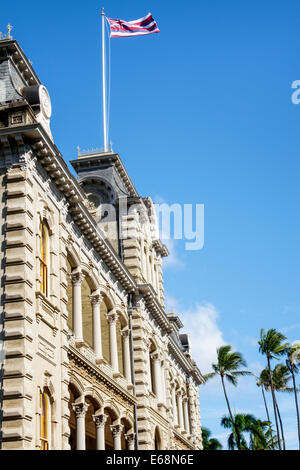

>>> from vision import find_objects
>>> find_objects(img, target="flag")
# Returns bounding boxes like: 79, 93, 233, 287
107, 12, 160, 38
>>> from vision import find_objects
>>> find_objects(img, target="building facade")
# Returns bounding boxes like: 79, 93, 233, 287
0, 38, 204, 451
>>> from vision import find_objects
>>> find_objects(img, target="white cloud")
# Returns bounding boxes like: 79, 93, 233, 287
162, 238, 184, 269
180, 302, 226, 374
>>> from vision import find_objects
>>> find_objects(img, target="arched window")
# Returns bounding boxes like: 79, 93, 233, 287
40, 391, 51, 450
154, 427, 162, 450
40, 220, 49, 296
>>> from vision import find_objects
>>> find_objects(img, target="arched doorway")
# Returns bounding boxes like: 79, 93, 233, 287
85, 397, 101, 450
104, 406, 120, 450
121, 417, 134, 450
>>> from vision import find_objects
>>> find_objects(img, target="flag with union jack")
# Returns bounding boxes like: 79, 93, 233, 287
107, 13, 160, 38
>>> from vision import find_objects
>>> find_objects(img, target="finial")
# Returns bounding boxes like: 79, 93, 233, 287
102, 7, 105, 15
77, 145, 81, 156
110, 141, 113, 152
7, 24, 13, 40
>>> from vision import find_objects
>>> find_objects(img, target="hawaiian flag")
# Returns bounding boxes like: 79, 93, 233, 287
107, 13, 160, 38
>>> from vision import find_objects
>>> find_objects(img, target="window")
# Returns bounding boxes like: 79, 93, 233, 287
40, 392, 51, 450
40, 220, 49, 296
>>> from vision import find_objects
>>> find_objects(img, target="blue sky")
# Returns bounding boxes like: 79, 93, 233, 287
3, 0, 300, 449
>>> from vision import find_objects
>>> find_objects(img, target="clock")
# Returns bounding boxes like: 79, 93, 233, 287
39, 86, 52, 119
22, 84, 52, 119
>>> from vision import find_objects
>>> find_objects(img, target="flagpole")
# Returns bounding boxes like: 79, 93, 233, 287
101, 7, 108, 152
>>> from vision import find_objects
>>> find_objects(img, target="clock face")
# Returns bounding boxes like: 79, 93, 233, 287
39, 86, 52, 119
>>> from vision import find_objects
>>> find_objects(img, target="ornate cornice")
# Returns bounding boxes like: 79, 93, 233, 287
152, 239, 169, 258
172, 429, 195, 450
138, 284, 171, 332
0, 39, 40, 87
168, 338, 205, 386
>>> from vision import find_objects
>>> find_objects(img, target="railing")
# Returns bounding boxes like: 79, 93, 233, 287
77, 145, 114, 157
67, 332, 130, 391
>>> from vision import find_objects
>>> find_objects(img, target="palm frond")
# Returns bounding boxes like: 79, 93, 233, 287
203, 372, 217, 383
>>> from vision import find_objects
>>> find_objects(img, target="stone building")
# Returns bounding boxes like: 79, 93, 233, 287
0, 37, 204, 450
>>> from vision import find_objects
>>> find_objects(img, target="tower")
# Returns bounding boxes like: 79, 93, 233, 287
71, 151, 169, 307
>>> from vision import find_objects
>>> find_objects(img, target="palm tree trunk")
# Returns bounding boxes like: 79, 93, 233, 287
221, 374, 234, 421
291, 366, 300, 450
220, 375, 239, 449
261, 387, 274, 449
267, 356, 281, 450
261, 386, 271, 423
275, 399, 286, 450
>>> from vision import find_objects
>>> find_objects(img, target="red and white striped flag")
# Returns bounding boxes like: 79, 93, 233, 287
107, 12, 160, 38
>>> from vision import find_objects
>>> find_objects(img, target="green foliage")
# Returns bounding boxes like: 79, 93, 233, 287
221, 413, 276, 450
260, 364, 294, 393
201, 427, 223, 451
204, 345, 252, 386
258, 329, 290, 360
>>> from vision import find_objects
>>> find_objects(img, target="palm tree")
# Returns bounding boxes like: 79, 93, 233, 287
255, 374, 274, 448
201, 427, 223, 450
255, 374, 271, 425
286, 343, 300, 449
260, 364, 293, 450
204, 345, 252, 422
249, 419, 278, 450
221, 413, 267, 450
258, 329, 290, 450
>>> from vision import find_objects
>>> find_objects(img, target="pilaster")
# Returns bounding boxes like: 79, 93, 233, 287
2, 165, 35, 450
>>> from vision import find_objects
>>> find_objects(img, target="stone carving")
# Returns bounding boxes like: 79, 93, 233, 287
89, 294, 103, 306
70, 272, 85, 286
125, 433, 136, 444
110, 424, 124, 437
72, 402, 89, 418
93, 414, 108, 428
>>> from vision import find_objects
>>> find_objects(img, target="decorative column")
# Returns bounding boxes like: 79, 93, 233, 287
146, 341, 153, 392
160, 360, 166, 405
151, 253, 155, 288
146, 246, 151, 283
90, 294, 103, 362
152, 353, 163, 404
157, 259, 164, 303
70, 272, 85, 344
177, 391, 184, 430
183, 398, 191, 435
125, 433, 136, 451
72, 402, 89, 450
141, 237, 147, 280
121, 328, 132, 384
106, 311, 119, 375
172, 384, 178, 426
156, 261, 160, 293
111, 424, 124, 450
93, 414, 108, 450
